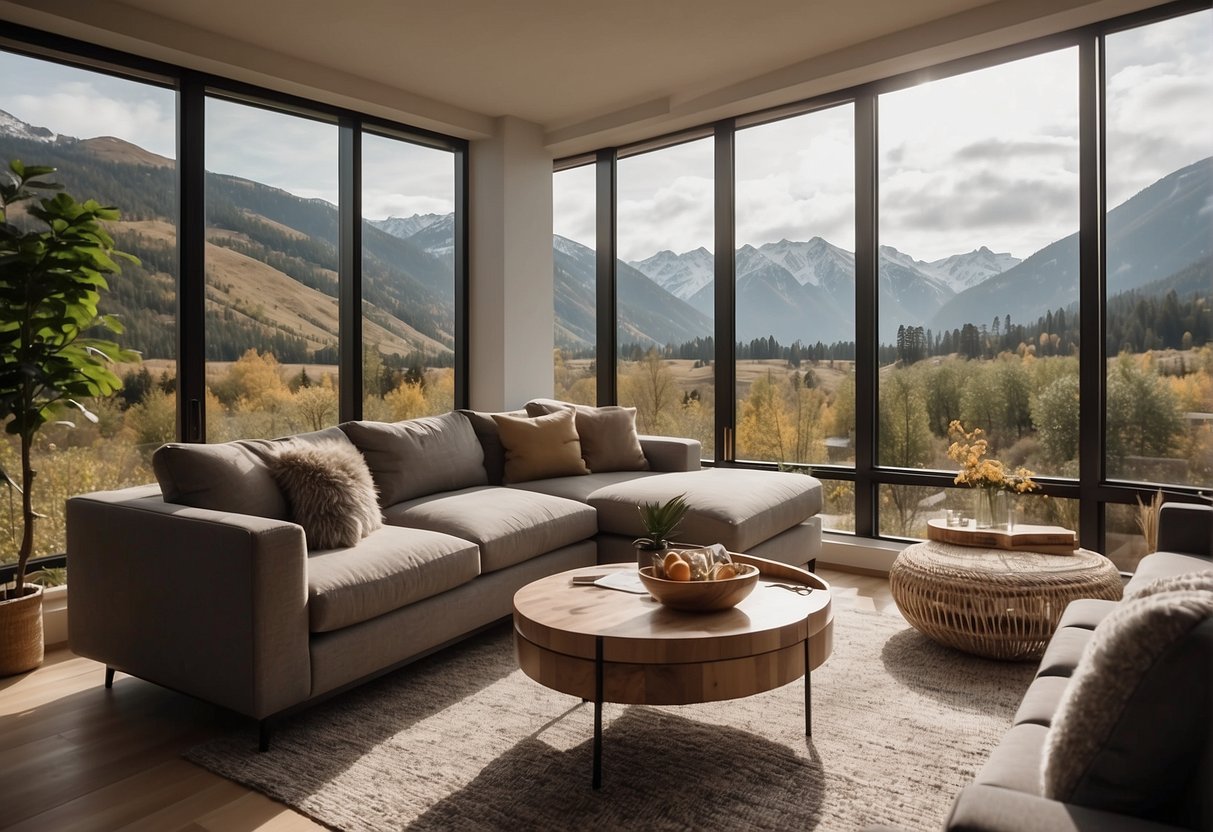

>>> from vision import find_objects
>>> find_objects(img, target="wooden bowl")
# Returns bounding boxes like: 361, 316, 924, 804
638, 564, 759, 612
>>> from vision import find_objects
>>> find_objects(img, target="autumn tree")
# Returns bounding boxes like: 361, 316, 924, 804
621, 348, 678, 435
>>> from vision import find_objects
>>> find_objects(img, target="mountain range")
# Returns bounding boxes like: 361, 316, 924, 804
1, 108, 1208, 358
616, 157, 1210, 345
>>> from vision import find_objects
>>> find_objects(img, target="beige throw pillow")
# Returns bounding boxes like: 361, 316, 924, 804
491, 409, 590, 484
268, 440, 383, 549
525, 399, 649, 473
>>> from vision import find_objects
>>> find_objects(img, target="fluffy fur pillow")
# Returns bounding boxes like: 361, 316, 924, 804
1041, 590, 1213, 820
491, 408, 589, 484
268, 439, 382, 549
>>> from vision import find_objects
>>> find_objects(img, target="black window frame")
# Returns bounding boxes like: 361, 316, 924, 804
560, 0, 1212, 552
0, 23, 470, 579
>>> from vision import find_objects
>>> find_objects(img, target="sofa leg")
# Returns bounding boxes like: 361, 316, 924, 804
259, 719, 273, 752
104, 667, 115, 689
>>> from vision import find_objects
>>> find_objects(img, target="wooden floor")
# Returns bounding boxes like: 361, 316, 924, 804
1, 567, 899, 831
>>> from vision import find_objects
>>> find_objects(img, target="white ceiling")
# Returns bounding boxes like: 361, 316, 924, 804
0, 0, 1167, 154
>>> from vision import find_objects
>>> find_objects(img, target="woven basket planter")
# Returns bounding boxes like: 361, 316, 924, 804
0, 585, 44, 677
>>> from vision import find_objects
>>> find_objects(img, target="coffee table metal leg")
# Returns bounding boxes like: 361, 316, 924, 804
804, 638, 812, 736
593, 636, 604, 789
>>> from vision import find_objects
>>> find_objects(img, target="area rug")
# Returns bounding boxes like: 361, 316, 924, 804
186, 606, 1036, 831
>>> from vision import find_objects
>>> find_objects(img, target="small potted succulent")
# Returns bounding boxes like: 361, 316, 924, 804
633, 493, 690, 568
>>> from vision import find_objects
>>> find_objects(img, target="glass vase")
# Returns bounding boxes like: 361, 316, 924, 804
974, 489, 1010, 530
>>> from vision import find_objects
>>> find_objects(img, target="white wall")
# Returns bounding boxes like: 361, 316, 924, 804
468, 117, 555, 410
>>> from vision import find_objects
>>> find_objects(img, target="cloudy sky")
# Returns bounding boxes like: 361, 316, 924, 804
0, 52, 455, 220
556, 8, 1211, 263
1, 8, 1208, 253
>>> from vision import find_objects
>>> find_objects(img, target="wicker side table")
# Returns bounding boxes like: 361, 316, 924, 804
890, 541, 1122, 661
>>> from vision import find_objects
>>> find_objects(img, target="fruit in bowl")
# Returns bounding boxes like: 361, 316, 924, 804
638, 559, 760, 612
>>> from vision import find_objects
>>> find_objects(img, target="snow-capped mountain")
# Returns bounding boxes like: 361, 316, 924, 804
366, 154, 1211, 349
369, 213, 445, 240
405, 213, 455, 263
628, 247, 714, 301
755, 237, 855, 289
0, 109, 64, 143
925, 246, 1021, 292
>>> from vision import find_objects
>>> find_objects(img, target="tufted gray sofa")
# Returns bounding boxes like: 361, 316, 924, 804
65, 405, 822, 746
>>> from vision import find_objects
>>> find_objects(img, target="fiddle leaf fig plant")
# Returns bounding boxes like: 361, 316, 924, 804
0, 160, 140, 599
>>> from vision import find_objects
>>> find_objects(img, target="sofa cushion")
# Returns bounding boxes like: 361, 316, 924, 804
383, 486, 597, 573
526, 399, 649, 473
492, 409, 589, 484
588, 469, 822, 552
508, 470, 661, 503
975, 722, 1050, 794
1055, 598, 1119, 632
306, 525, 480, 633
1125, 551, 1213, 596
151, 427, 354, 520
1124, 569, 1213, 602
1012, 675, 1072, 728
153, 441, 290, 520
1035, 626, 1093, 678
341, 412, 487, 506
268, 439, 382, 549
1042, 590, 1213, 826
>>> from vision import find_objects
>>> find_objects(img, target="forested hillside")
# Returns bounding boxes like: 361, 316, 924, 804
0, 131, 455, 363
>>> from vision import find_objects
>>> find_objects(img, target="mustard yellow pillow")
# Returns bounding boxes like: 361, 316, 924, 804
491, 409, 590, 484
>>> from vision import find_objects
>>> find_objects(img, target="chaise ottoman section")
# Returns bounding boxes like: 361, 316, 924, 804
588, 468, 823, 553
383, 486, 598, 573
306, 525, 480, 633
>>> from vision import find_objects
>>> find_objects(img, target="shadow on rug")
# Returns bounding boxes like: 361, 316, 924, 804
186, 606, 1035, 832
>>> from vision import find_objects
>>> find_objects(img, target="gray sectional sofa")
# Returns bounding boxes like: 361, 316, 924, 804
937, 502, 1213, 832
66, 403, 822, 746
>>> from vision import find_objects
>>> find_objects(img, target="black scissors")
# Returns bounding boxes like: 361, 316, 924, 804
765, 582, 813, 595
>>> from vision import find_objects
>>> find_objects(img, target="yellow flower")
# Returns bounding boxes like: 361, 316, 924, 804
946, 421, 1039, 494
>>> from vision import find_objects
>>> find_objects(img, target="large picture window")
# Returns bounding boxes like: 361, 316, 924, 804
0, 49, 177, 564
734, 104, 856, 470
1101, 8, 1212, 570
552, 163, 598, 404
361, 133, 458, 422
203, 98, 340, 441
617, 137, 715, 455
562, 5, 1209, 561
0, 34, 467, 574
875, 47, 1080, 538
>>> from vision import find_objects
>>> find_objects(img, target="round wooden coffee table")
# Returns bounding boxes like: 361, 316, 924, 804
513, 553, 832, 788
890, 540, 1122, 661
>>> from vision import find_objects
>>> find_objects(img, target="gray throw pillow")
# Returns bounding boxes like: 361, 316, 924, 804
267, 439, 382, 550
153, 441, 289, 519
1042, 590, 1213, 824
340, 411, 487, 506
525, 399, 649, 473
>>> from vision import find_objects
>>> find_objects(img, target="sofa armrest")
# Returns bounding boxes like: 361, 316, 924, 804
66, 488, 312, 719
639, 435, 702, 472
947, 784, 1190, 832
1157, 503, 1213, 559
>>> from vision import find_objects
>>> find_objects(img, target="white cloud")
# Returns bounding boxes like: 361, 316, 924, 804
553, 164, 596, 248
617, 136, 714, 261
1105, 11, 1213, 206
